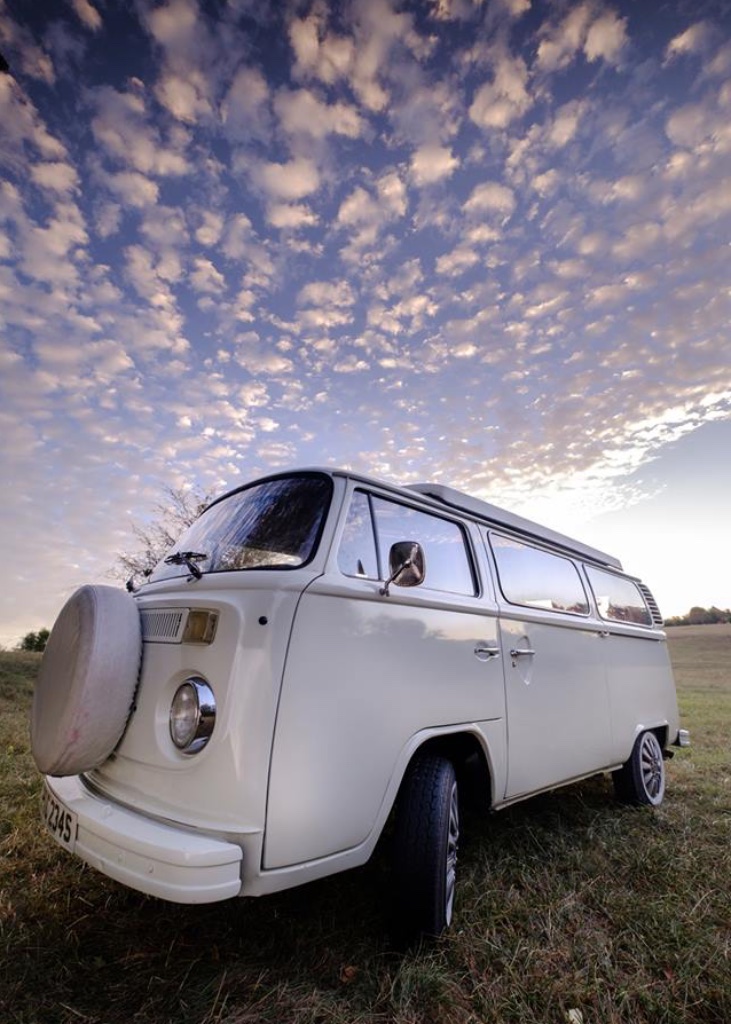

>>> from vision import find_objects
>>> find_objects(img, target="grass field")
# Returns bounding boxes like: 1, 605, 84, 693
1, 627, 729, 1024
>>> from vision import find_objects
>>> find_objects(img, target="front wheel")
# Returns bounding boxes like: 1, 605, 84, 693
392, 754, 459, 939
613, 730, 666, 806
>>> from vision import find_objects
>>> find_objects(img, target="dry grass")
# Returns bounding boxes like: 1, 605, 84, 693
1, 628, 729, 1024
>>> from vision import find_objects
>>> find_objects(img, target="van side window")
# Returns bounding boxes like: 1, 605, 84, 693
371, 497, 476, 596
490, 534, 589, 614
585, 566, 652, 626
338, 490, 379, 578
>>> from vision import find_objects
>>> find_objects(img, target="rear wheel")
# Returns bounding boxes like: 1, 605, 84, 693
613, 730, 665, 806
392, 754, 459, 939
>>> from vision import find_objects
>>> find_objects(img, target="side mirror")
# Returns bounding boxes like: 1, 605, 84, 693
380, 541, 426, 596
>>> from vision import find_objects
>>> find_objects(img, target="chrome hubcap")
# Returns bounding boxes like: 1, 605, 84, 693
640, 733, 664, 800
445, 781, 459, 925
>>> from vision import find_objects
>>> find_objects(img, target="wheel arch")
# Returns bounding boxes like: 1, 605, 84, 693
629, 721, 670, 752
386, 727, 495, 821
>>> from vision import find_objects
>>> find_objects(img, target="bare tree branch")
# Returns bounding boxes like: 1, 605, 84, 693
111, 486, 213, 582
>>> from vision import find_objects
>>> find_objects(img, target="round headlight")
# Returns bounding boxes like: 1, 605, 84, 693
169, 678, 216, 754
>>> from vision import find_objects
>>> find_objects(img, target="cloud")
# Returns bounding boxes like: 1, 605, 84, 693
266, 202, 319, 229
463, 180, 516, 219
665, 22, 713, 62
123, 244, 184, 320
194, 210, 224, 246
584, 11, 627, 64
220, 213, 254, 259
140, 0, 248, 131
469, 51, 532, 129
377, 170, 408, 217
337, 185, 379, 228
69, 0, 102, 32
232, 337, 293, 376
706, 41, 731, 79
333, 354, 369, 373
548, 99, 585, 147
435, 245, 480, 276
144, 0, 206, 62
536, 3, 627, 72
250, 156, 320, 201
334, 169, 407, 260
389, 79, 462, 148
289, 12, 355, 84
190, 257, 226, 294
410, 144, 459, 185
103, 169, 160, 207
288, 0, 426, 113
221, 66, 271, 140
274, 88, 364, 140
297, 279, 355, 329
91, 85, 190, 176
298, 280, 355, 307
155, 70, 213, 123
30, 160, 79, 193
92, 200, 121, 238
139, 204, 188, 254
431, 0, 529, 18
0, 75, 66, 168
350, 0, 418, 111
20, 200, 88, 284
0, 8, 55, 82
665, 101, 722, 150
524, 168, 555, 198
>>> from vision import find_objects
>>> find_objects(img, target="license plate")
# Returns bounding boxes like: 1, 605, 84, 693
40, 783, 78, 853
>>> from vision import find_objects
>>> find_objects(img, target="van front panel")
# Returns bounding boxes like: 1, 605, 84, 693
88, 573, 311, 834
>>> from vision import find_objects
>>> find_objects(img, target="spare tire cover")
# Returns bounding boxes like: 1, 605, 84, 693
31, 585, 142, 777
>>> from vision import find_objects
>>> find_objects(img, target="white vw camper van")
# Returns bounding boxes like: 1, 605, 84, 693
32, 468, 688, 937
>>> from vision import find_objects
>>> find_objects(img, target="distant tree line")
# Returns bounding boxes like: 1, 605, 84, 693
17, 628, 50, 652
664, 606, 731, 627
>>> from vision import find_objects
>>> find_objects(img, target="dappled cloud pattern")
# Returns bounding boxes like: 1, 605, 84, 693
0, 0, 730, 640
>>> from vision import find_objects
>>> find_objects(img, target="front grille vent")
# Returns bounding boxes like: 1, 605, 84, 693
140, 608, 186, 644
637, 584, 664, 627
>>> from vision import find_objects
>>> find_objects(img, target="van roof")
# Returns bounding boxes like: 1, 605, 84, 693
406, 482, 622, 570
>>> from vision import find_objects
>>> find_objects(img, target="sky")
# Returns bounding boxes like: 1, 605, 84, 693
1, 0, 730, 647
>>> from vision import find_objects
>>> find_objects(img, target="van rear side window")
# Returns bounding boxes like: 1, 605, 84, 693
585, 566, 652, 626
490, 533, 589, 614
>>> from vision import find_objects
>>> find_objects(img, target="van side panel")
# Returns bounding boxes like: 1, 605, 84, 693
603, 628, 680, 759
264, 576, 505, 870
498, 612, 613, 799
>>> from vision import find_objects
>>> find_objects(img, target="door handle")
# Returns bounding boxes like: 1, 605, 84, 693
474, 643, 501, 661
509, 648, 535, 658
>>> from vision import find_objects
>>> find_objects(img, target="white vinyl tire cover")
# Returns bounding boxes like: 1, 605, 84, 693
31, 585, 142, 777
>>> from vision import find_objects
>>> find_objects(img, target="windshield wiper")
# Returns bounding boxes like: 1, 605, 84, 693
164, 551, 209, 580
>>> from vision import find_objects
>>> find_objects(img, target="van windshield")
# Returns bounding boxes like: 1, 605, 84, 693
147, 473, 333, 582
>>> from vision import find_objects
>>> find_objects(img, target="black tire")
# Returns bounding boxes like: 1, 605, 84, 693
392, 754, 459, 939
613, 730, 665, 807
